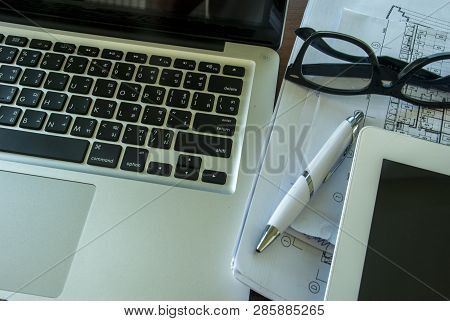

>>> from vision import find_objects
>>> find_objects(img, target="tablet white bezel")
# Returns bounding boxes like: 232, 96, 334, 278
325, 126, 450, 300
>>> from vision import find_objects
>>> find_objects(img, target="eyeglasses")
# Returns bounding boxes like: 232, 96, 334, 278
285, 27, 450, 108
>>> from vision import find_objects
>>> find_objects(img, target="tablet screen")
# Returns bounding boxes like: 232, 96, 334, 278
358, 160, 450, 300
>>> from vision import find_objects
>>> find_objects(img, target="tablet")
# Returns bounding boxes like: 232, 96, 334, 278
325, 127, 450, 301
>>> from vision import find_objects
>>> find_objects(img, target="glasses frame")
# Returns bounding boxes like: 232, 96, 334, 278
285, 28, 450, 108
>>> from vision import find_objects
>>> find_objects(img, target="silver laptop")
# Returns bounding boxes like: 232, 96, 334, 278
0, 0, 286, 300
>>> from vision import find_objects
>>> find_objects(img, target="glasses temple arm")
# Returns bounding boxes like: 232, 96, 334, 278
293, 63, 386, 80
407, 75, 450, 91
378, 56, 442, 81
288, 64, 450, 91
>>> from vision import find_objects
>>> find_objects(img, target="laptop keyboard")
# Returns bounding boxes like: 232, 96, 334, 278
0, 30, 252, 193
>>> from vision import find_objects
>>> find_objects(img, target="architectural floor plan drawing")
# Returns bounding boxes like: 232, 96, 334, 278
387, 5, 450, 32
382, 6, 450, 145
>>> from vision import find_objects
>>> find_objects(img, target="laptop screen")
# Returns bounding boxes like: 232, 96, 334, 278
0, 0, 287, 50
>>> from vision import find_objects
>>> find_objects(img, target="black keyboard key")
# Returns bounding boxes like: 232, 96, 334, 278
69, 76, 93, 94
91, 99, 117, 119
198, 62, 220, 74
44, 72, 69, 91
120, 147, 148, 172
122, 124, 148, 146
175, 166, 199, 181
41, 53, 65, 70
174, 154, 202, 181
150, 55, 171, 67
17, 49, 42, 67
64, 56, 89, 74
141, 106, 166, 126
223, 65, 245, 77
183, 72, 206, 90
19, 68, 46, 87
135, 66, 158, 84
67, 95, 92, 115
177, 154, 202, 170
175, 132, 232, 158
0, 46, 19, 63
54, 42, 76, 54
92, 79, 117, 98
45, 113, 72, 134
208, 75, 243, 96
78, 46, 100, 57
166, 89, 190, 108
112, 62, 135, 81
147, 162, 172, 177
0, 127, 89, 163
148, 128, 173, 150
71, 117, 97, 138
167, 109, 191, 130
0, 65, 21, 84
174, 58, 196, 70
41, 91, 68, 111
116, 102, 141, 122
202, 170, 227, 185
5, 35, 28, 47
0, 85, 18, 103
101, 49, 123, 60
125, 52, 147, 63
87, 142, 122, 168
88, 59, 112, 77
217, 96, 240, 115
193, 113, 236, 136
96, 121, 122, 142
191, 92, 214, 112
17, 88, 43, 107
142, 85, 165, 105
29, 39, 52, 50
0, 105, 21, 126
20, 109, 47, 130
159, 69, 182, 87
117, 82, 142, 102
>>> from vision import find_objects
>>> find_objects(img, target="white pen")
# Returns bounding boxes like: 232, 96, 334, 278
256, 111, 365, 253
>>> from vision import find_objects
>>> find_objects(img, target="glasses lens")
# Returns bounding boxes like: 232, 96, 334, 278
301, 37, 373, 90
401, 59, 450, 105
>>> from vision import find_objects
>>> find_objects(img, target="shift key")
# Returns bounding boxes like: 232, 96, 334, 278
87, 142, 122, 168
207, 75, 242, 96
175, 132, 233, 158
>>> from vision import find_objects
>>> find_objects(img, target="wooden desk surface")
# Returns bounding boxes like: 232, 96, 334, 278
276, 0, 308, 96
249, 0, 308, 301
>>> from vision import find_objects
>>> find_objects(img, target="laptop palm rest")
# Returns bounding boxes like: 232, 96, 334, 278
0, 170, 95, 298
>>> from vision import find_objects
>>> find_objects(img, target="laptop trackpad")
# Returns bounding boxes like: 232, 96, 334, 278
0, 171, 95, 298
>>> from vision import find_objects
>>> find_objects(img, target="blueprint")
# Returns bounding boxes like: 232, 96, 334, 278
383, 7, 450, 144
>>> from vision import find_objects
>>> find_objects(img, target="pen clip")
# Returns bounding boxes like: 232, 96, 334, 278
323, 144, 352, 183
323, 111, 364, 183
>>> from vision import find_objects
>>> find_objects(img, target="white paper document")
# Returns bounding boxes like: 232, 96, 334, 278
233, 0, 449, 301
290, 7, 450, 244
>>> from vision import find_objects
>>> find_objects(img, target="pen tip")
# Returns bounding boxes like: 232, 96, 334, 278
256, 225, 280, 253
